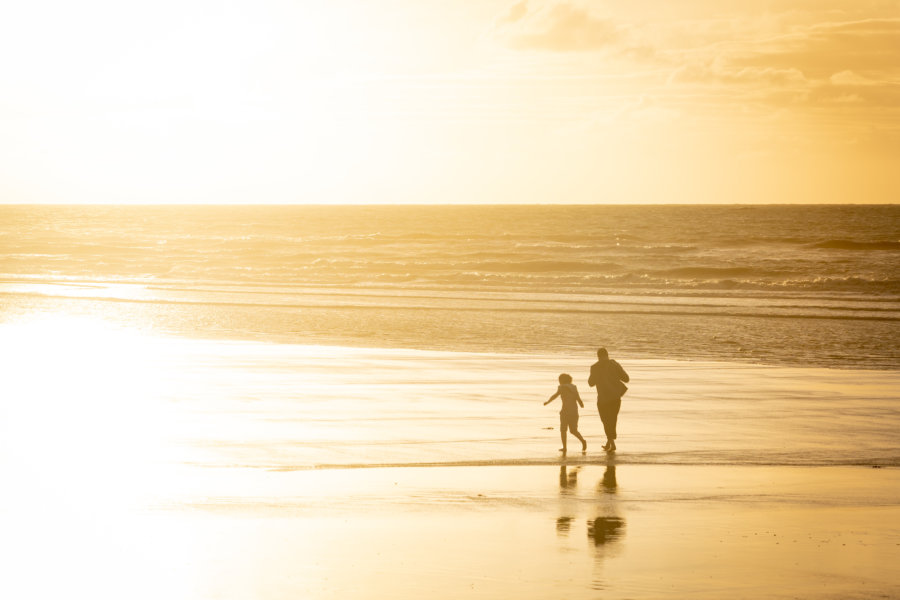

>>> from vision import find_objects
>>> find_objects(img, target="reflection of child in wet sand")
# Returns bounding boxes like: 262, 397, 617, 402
544, 373, 587, 455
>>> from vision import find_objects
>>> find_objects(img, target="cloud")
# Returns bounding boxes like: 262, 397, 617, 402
732, 18, 900, 79
812, 79, 900, 107
499, 0, 529, 25
661, 17, 900, 109
668, 63, 808, 87
829, 70, 879, 86
491, 1, 900, 134
815, 63, 900, 107
499, 2, 621, 52
496, 3, 900, 83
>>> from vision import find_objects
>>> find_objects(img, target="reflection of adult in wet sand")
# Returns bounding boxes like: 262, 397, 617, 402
587, 516, 625, 546
545, 373, 587, 455
587, 464, 626, 591
588, 348, 629, 452
600, 465, 617, 494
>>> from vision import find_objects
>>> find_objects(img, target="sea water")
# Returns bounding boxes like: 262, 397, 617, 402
2, 204, 899, 368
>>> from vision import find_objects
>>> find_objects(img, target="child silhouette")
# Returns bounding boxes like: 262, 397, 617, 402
544, 373, 587, 455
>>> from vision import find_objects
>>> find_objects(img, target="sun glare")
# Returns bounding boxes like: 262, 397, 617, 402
1, 315, 181, 507
0, 314, 208, 598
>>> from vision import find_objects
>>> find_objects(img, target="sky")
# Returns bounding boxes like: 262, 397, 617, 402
1, 0, 898, 204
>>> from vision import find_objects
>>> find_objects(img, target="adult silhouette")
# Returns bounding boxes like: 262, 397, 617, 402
588, 348, 629, 452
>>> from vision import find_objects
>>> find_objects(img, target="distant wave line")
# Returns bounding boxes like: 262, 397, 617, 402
5, 290, 900, 321
139, 286, 900, 313
5, 276, 900, 303
810, 240, 900, 251
4, 274, 900, 298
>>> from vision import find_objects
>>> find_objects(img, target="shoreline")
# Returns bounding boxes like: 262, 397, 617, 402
4, 308, 900, 372
271, 458, 898, 471
3, 286, 898, 370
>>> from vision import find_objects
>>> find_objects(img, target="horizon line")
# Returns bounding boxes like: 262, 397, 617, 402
2, 202, 898, 208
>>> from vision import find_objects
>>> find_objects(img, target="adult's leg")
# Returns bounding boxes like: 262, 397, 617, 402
597, 400, 613, 438
608, 397, 622, 440
597, 399, 612, 449
603, 397, 621, 451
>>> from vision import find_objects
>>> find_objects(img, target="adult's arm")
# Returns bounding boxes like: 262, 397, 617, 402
615, 361, 630, 383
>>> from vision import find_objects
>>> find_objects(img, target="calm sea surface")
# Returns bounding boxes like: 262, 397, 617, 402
1, 204, 898, 368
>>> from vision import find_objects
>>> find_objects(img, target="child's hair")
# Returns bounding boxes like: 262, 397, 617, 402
558, 373, 572, 384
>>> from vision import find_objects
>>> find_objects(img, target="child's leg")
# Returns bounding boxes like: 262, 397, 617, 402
570, 424, 587, 451
559, 413, 568, 452
567, 412, 586, 451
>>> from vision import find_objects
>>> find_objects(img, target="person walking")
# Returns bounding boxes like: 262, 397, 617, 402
588, 348, 629, 452
544, 373, 587, 456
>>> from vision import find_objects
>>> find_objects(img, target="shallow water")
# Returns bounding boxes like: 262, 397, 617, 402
3, 321, 897, 484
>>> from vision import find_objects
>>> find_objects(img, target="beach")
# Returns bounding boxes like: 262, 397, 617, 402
2, 204, 899, 597
5, 462, 898, 600
2, 329, 899, 599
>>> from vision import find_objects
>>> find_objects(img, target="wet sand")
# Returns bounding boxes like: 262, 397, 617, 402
3, 462, 898, 599
2, 332, 899, 598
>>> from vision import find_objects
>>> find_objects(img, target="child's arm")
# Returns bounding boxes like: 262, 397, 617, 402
575, 388, 584, 408
544, 390, 560, 406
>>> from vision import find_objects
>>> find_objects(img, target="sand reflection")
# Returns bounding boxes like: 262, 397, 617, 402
588, 516, 626, 546
559, 464, 580, 490
600, 464, 617, 494
556, 465, 582, 536
556, 516, 574, 534
589, 465, 625, 591
554, 464, 627, 557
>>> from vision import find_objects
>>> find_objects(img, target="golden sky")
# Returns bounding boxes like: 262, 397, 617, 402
1, 0, 898, 204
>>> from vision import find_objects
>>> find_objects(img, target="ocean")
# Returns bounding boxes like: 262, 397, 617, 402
2, 204, 898, 368
3, 204, 898, 471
